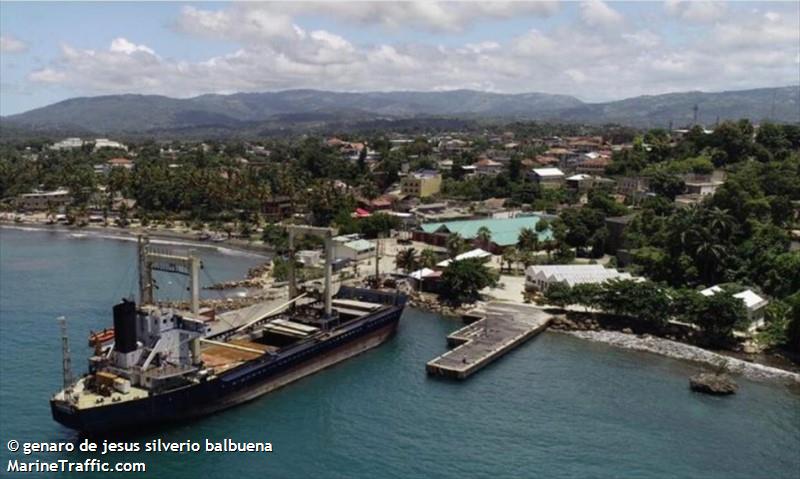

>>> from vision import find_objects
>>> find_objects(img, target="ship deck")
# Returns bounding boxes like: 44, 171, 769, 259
61, 378, 150, 411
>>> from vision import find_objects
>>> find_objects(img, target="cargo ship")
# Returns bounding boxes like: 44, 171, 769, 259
51, 229, 405, 435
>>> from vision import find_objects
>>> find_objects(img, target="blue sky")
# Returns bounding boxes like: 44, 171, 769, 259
1, 1, 798, 115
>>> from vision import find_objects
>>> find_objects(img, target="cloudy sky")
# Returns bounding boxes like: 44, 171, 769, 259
1, 1, 798, 115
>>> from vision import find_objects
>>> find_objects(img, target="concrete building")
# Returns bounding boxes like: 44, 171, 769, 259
50, 138, 84, 150
416, 215, 552, 252
525, 264, 634, 292
93, 138, 128, 151
529, 168, 565, 189
566, 174, 595, 192
684, 172, 725, 196
700, 285, 769, 331
401, 170, 442, 198
296, 250, 322, 267
17, 188, 72, 211
332, 234, 376, 262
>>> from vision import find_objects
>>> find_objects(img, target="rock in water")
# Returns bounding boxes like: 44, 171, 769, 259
689, 373, 738, 395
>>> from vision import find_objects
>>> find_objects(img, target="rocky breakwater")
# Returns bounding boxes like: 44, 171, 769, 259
206, 262, 272, 290
560, 329, 800, 383
407, 292, 471, 318
550, 315, 603, 331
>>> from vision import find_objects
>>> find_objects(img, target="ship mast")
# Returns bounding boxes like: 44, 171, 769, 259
137, 234, 202, 314
58, 316, 73, 390
285, 225, 337, 319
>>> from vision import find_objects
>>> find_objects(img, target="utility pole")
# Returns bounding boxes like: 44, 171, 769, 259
288, 229, 296, 300
58, 316, 73, 390
189, 250, 200, 315
375, 234, 383, 281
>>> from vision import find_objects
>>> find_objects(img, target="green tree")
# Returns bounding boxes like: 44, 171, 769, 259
419, 249, 439, 269
395, 248, 418, 274
517, 227, 538, 251
439, 258, 498, 305
476, 226, 492, 249
446, 233, 467, 258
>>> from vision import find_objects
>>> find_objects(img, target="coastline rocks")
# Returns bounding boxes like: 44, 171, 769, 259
558, 329, 800, 384
690, 373, 738, 395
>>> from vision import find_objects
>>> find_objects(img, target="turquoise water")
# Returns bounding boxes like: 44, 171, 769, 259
1, 227, 799, 478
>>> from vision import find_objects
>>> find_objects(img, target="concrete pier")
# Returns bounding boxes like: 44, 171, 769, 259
426, 302, 552, 379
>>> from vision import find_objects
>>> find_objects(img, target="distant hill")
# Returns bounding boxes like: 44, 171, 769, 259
2, 86, 797, 138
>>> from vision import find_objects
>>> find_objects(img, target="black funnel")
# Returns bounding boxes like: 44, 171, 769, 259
113, 300, 137, 353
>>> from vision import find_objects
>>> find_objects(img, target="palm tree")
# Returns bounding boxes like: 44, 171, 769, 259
693, 231, 726, 284
543, 239, 556, 260
476, 226, 492, 249
535, 219, 550, 234
520, 250, 536, 269
501, 247, 519, 273
446, 233, 466, 259
395, 248, 418, 274
705, 207, 735, 238
419, 249, 439, 269
517, 227, 537, 251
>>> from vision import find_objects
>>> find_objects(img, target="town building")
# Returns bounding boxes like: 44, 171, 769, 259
50, 138, 84, 150
473, 158, 504, 176
436, 248, 492, 268
700, 285, 769, 331
401, 170, 442, 198
332, 234, 376, 262
296, 250, 322, 267
17, 188, 72, 211
415, 215, 551, 253
566, 174, 595, 192
93, 138, 127, 151
525, 264, 635, 292
684, 172, 726, 196
262, 196, 293, 222
529, 168, 565, 189
575, 157, 610, 174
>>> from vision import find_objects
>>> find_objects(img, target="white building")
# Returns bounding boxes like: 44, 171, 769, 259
525, 264, 634, 292
50, 138, 84, 150
700, 285, 769, 331
332, 234, 376, 262
437, 248, 492, 268
94, 138, 128, 151
17, 188, 72, 211
296, 250, 322, 267
529, 168, 565, 188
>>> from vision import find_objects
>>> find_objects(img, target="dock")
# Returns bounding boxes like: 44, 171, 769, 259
426, 302, 552, 379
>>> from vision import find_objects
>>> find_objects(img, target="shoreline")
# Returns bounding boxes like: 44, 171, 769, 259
0, 221, 273, 258
553, 329, 800, 384
6, 221, 799, 384
409, 296, 800, 384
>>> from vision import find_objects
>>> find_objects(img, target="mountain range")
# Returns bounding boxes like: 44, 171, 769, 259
2, 86, 798, 138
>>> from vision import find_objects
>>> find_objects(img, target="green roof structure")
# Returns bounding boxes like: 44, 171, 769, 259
421, 215, 552, 247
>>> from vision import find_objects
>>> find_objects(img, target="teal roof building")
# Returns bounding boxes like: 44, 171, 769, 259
420, 215, 552, 247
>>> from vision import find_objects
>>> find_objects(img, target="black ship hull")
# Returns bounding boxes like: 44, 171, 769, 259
51, 288, 405, 435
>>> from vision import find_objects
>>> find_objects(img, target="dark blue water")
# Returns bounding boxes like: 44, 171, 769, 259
2, 227, 799, 478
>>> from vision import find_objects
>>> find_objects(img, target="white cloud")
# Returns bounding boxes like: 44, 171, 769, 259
622, 30, 661, 48
664, 1, 727, 23
23, 1, 800, 102
28, 68, 66, 83
175, 2, 559, 36
109, 38, 156, 56
1, 34, 28, 53
579, 0, 623, 28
